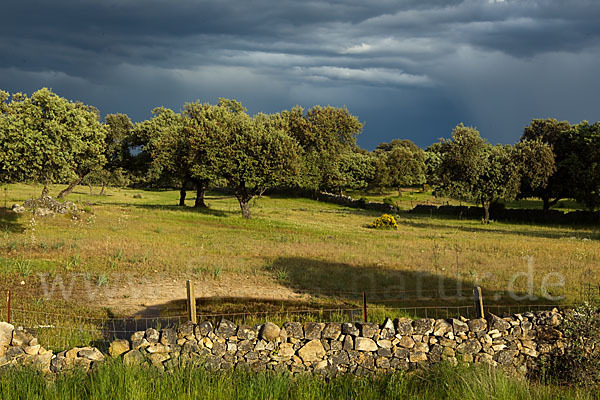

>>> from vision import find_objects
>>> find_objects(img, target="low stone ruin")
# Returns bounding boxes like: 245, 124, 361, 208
11, 195, 77, 217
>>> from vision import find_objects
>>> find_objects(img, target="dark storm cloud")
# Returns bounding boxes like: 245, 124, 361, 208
1, 0, 599, 148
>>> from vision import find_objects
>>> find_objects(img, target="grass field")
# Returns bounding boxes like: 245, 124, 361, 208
0, 360, 597, 400
0, 183, 599, 348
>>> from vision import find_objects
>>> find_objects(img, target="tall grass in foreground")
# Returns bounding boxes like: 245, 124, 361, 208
0, 361, 596, 400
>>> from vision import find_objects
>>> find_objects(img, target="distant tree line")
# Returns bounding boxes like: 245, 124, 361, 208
1, 88, 599, 220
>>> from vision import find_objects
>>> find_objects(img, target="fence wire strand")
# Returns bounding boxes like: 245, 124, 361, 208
0, 286, 584, 352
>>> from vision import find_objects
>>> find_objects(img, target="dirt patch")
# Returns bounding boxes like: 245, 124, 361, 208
92, 274, 305, 317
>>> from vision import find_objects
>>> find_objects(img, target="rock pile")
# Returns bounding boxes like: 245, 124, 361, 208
11, 195, 78, 216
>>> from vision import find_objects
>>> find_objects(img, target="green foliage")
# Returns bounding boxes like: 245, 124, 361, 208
519, 118, 573, 210
284, 105, 364, 192
83, 113, 134, 192
564, 122, 600, 211
424, 142, 443, 188
338, 150, 375, 191
515, 139, 556, 193
208, 100, 302, 218
357, 196, 369, 208
0, 88, 106, 193
382, 197, 398, 208
134, 107, 187, 186
373, 139, 426, 194
368, 214, 398, 230
519, 119, 600, 212
433, 124, 531, 223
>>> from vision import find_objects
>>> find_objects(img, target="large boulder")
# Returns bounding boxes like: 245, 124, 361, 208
259, 322, 280, 342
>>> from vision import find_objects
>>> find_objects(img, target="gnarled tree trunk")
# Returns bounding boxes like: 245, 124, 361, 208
57, 177, 83, 199
235, 185, 253, 219
542, 195, 560, 211
194, 180, 208, 208
179, 183, 187, 206
482, 201, 490, 224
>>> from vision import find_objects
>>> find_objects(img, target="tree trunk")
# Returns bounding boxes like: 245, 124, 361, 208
99, 182, 106, 196
235, 185, 253, 219
542, 195, 560, 211
41, 185, 50, 198
179, 182, 187, 206
542, 196, 550, 211
239, 199, 251, 219
483, 202, 490, 224
57, 177, 83, 199
194, 180, 208, 208
397, 187, 403, 197
88, 183, 93, 196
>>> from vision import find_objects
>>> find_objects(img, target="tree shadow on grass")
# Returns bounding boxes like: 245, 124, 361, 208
100, 202, 233, 218
129, 203, 231, 218
268, 256, 564, 309
0, 208, 24, 233
114, 255, 564, 338
398, 213, 600, 241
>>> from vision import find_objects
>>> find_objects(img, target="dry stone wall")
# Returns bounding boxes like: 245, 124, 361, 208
411, 204, 600, 225
0, 309, 568, 376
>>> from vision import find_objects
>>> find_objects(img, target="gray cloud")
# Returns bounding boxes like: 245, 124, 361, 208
1, 0, 599, 148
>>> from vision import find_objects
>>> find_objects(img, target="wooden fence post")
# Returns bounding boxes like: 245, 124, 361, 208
473, 286, 484, 319
362, 291, 367, 323
6, 290, 11, 323
186, 280, 197, 324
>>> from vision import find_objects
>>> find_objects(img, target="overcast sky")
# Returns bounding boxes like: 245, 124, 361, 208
1, 0, 599, 149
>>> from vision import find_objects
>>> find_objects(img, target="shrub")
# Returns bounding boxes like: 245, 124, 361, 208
539, 303, 600, 387
382, 197, 398, 208
357, 197, 369, 209
132, 194, 143, 199
368, 214, 398, 230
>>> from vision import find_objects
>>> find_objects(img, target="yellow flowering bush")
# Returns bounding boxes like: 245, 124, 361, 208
368, 214, 398, 230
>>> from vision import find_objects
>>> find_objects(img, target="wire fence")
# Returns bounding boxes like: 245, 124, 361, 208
1, 283, 590, 352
